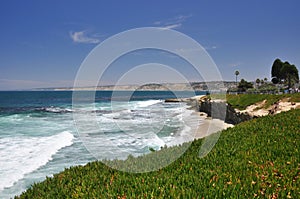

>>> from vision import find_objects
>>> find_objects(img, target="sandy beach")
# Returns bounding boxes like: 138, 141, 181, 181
194, 112, 234, 139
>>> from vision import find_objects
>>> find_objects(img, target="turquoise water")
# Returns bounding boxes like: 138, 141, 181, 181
0, 91, 204, 198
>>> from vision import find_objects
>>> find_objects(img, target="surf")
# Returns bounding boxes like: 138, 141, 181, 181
0, 131, 74, 192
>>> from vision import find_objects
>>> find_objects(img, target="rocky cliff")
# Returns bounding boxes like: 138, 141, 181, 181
165, 96, 252, 125
198, 100, 252, 125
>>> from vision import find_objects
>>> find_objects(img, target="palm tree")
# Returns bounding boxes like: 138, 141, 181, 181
256, 78, 261, 87
235, 70, 240, 86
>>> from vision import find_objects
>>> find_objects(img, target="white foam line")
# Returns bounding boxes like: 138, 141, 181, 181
0, 131, 74, 191
136, 100, 162, 108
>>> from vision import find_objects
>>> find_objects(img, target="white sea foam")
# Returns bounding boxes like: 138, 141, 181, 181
0, 131, 74, 192
146, 134, 166, 149
44, 107, 72, 113
135, 100, 162, 108
75, 99, 201, 161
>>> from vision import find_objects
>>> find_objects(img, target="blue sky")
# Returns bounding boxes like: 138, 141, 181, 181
0, 0, 300, 90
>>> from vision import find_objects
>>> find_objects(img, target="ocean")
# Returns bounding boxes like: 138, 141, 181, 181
0, 90, 205, 198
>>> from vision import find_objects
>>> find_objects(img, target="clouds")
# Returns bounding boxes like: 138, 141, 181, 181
69, 31, 101, 44
162, 23, 182, 30
204, 45, 218, 50
154, 14, 192, 30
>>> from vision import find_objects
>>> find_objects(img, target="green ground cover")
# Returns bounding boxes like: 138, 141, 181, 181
227, 93, 300, 110
17, 109, 300, 198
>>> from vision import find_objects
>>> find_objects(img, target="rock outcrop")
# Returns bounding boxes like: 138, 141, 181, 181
165, 96, 252, 125
198, 100, 252, 125
165, 95, 300, 125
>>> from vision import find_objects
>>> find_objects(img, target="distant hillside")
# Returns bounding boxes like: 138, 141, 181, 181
50, 81, 237, 91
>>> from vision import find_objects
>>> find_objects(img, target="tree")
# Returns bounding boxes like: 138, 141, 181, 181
234, 70, 239, 86
258, 83, 277, 94
281, 63, 299, 91
271, 58, 283, 80
255, 78, 261, 87
271, 58, 299, 91
238, 79, 253, 92
271, 77, 279, 84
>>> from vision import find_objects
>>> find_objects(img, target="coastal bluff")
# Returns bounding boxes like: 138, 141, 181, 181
165, 95, 252, 125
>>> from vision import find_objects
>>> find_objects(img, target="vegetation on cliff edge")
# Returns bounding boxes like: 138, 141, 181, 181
227, 93, 300, 110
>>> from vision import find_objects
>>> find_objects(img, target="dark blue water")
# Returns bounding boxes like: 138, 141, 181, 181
0, 90, 205, 110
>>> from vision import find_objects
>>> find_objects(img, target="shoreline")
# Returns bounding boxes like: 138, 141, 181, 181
193, 111, 234, 139
184, 94, 300, 139
177, 95, 235, 139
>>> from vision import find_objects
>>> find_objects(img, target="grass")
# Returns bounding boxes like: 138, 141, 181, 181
227, 93, 300, 110
16, 109, 300, 198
